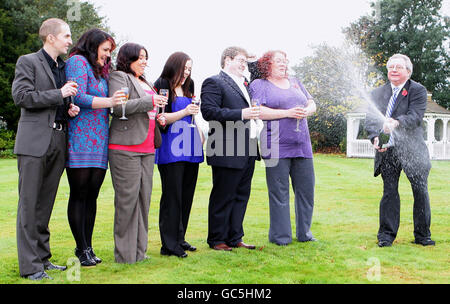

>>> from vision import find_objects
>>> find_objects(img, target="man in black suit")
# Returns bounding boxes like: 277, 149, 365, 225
201, 46, 260, 251
365, 54, 434, 247
12, 18, 79, 280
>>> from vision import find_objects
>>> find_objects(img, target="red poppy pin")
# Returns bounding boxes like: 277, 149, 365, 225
402, 88, 408, 96
244, 81, 249, 87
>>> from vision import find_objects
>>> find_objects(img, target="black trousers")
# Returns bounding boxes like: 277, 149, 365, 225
16, 129, 66, 277
207, 157, 256, 248
378, 149, 431, 242
158, 162, 199, 254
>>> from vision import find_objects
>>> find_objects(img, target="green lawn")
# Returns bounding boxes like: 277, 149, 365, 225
0, 154, 448, 284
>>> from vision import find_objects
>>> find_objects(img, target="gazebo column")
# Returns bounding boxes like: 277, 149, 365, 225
346, 116, 354, 157
428, 118, 435, 159
443, 118, 449, 159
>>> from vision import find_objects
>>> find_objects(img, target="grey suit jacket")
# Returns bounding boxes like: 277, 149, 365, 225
365, 79, 431, 177
108, 71, 158, 146
12, 49, 66, 157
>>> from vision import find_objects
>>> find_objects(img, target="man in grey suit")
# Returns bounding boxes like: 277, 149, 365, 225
365, 54, 434, 248
12, 18, 80, 280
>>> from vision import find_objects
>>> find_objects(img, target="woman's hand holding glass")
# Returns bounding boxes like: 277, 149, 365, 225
242, 105, 260, 120
154, 93, 168, 126
187, 97, 200, 127
110, 90, 126, 107
286, 106, 308, 119
159, 89, 169, 114
153, 94, 168, 108
61, 80, 78, 99
289, 105, 307, 132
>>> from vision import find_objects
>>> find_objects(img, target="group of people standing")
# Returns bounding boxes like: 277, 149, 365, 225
12, 18, 317, 280
11, 17, 434, 281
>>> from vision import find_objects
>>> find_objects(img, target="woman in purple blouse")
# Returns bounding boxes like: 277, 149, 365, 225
65, 29, 123, 266
249, 50, 317, 246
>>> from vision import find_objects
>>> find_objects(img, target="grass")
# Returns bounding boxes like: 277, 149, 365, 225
0, 154, 449, 284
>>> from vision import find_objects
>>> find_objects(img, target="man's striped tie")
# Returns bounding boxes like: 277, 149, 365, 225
384, 87, 400, 147
386, 87, 399, 118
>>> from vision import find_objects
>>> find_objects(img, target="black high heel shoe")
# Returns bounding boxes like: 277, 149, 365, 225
75, 248, 96, 267
87, 247, 102, 264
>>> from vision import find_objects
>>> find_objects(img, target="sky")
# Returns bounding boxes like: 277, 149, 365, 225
88, 0, 450, 93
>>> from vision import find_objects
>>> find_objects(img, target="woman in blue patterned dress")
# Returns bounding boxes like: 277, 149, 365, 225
65, 29, 123, 266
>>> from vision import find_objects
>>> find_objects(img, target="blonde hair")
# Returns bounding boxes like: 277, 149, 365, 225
39, 18, 68, 43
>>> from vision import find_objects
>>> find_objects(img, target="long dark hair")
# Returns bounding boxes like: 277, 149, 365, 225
69, 28, 116, 79
116, 43, 148, 81
159, 52, 193, 101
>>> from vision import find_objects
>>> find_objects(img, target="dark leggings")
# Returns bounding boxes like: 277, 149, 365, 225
67, 167, 106, 251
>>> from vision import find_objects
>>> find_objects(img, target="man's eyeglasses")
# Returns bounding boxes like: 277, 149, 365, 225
387, 64, 406, 71
234, 58, 248, 65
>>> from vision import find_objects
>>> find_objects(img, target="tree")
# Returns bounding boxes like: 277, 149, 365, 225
292, 43, 383, 151
0, 0, 110, 133
344, 0, 450, 109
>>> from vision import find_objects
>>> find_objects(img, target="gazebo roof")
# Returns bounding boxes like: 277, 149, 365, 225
425, 94, 450, 114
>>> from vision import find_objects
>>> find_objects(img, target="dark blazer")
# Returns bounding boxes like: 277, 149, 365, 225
108, 71, 160, 147
12, 49, 67, 157
365, 79, 431, 177
201, 71, 259, 169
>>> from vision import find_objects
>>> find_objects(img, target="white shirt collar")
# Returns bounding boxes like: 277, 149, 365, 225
222, 69, 245, 85
221, 69, 250, 102
391, 80, 407, 92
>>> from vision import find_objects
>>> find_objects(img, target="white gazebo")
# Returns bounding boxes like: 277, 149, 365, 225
346, 94, 450, 160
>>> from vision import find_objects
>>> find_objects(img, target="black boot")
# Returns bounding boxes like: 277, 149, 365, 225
75, 248, 96, 267
87, 247, 102, 264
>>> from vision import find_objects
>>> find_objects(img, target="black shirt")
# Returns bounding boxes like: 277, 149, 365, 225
41, 48, 69, 123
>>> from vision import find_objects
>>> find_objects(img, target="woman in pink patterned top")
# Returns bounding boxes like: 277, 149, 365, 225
108, 43, 167, 264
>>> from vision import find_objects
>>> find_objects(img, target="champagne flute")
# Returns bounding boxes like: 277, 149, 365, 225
119, 87, 129, 121
189, 96, 200, 128
159, 89, 169, 114
251, 98, 260, 111
294, 104, 304, 132
66, 77, 78, 104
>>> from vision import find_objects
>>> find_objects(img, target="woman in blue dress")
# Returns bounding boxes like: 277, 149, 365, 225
154, 52, 204, 258
65, 29, 123, 266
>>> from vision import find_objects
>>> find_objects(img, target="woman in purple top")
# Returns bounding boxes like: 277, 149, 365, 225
249, 50, 317, 246
65, 29, 123, 266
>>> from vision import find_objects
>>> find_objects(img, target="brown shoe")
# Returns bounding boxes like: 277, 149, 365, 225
213, 243, 232, 251
235, 242, 256, 250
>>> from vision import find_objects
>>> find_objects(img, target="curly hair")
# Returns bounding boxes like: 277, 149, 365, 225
257, 50, 287, 79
